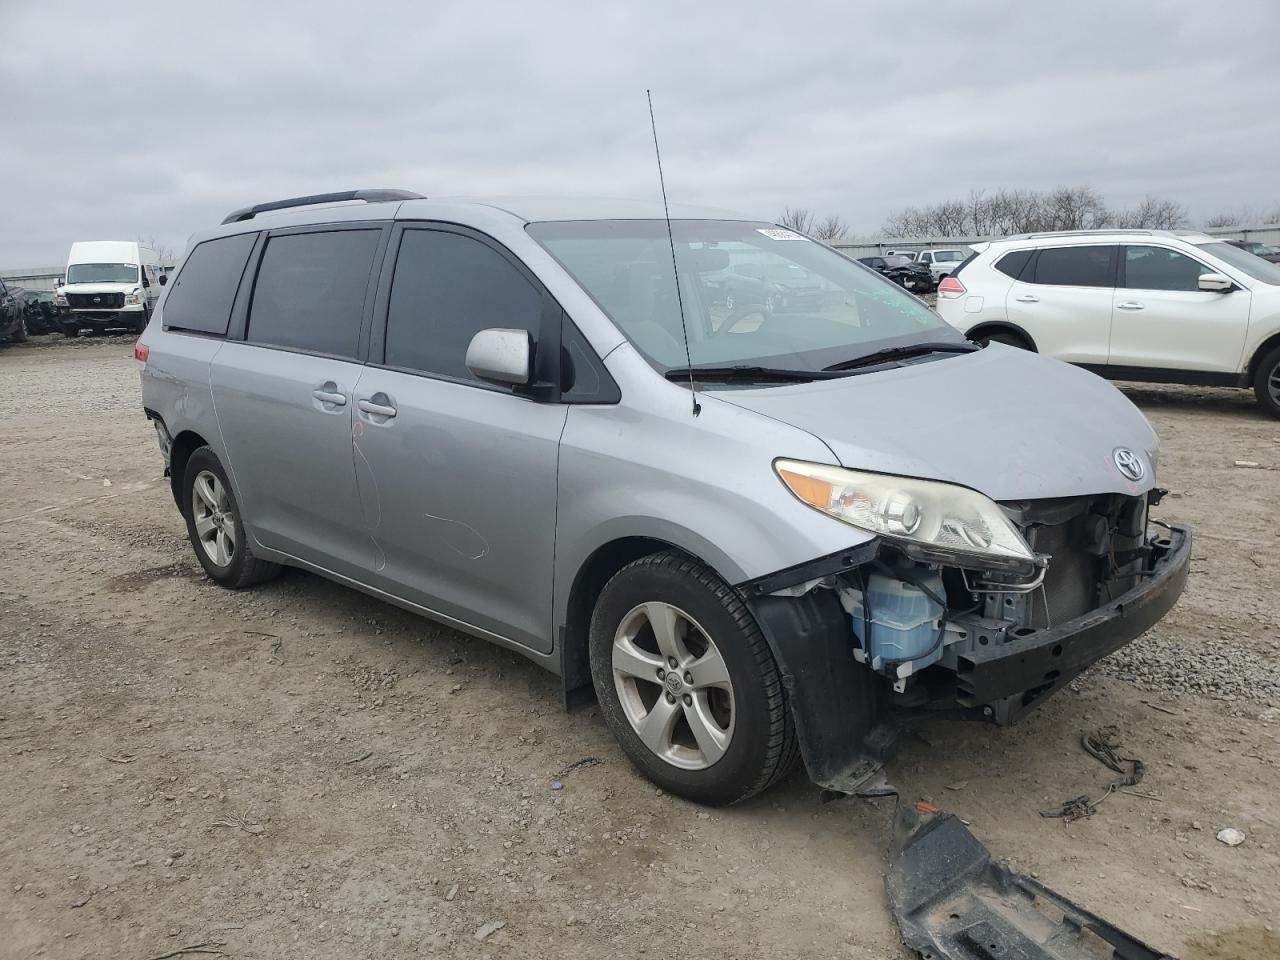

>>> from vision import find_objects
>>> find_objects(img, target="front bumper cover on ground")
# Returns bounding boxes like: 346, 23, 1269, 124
888, 807, 1175, 959
956, 526, 1192, 714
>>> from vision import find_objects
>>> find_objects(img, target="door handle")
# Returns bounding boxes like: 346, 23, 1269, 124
1116, 301, 1145, 310
312, 387, 347, 406
1014, 294, 1039, 303
358, 398, 397, 419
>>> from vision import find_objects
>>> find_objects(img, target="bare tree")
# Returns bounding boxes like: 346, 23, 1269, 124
882, 186, 1196, 237
811, 214, 849, 241
777, 207, 816, 235
139, 234, 178, 267
1113, 195, 1187, 229
1202, 204, 1280, 229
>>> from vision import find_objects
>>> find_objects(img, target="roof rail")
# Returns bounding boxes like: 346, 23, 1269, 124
1004, 228, 1160, 241
220, 189, 425, 225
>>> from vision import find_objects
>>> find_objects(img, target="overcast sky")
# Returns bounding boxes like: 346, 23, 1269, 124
3, 0, 1278, 267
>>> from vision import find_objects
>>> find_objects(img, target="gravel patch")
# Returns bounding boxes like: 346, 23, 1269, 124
1099, 632, 1280, 706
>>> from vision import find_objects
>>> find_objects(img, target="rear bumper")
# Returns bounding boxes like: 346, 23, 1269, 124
955, 525, 1191, 713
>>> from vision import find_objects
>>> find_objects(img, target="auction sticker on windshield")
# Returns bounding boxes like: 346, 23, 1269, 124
756, 228, 808, 241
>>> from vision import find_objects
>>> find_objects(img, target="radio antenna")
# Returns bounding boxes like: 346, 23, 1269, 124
646, 89, 700, 417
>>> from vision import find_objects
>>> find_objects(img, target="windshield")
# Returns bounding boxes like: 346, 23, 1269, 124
1200, 242, 1280, 285
66, 262, 139, 284
530, 220, 957, 374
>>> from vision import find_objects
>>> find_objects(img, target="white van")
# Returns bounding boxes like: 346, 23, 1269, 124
56, 241, 164, 336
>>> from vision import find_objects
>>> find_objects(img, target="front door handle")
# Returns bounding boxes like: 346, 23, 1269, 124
1014, 294, 1039, 303
358, 397, 397, 419
1116, 301, 1145, 310
312, 385, 347, 406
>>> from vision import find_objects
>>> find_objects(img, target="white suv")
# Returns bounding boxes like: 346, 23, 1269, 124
935, 230, 1280, 417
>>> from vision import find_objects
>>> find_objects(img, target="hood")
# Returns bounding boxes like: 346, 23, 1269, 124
63, 282, 138, 293
711, 345, 1160, 502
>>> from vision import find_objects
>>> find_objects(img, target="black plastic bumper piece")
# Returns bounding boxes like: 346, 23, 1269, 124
956, 525, 1191, 710
888, 809, 1175, 960
750, 589, 895, 794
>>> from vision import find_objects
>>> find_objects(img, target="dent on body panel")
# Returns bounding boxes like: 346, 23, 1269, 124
148, 335, 224, 450
351, 403, 493, 570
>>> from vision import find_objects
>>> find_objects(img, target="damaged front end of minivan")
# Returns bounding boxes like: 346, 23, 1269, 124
742, 461, 1192, 796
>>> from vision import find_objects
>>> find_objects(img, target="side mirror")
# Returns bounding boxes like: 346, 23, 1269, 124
1199, 272, 1232, 293
465, 328, 532, 386
158, 274, 167, 286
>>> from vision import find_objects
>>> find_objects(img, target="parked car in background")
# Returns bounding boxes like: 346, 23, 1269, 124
915, 248, 969, 283
13, 287, 60, 334
138, 189, 1190, 806
935, 229, 1280, 417
0, 278, 31, 343
60, 240, 164, 336
1225, 238, 1280, 264
858, 254, 934, 292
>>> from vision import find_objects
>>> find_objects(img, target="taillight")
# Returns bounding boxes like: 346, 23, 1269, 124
937, 277, 966, 299
134, 341, 149, 363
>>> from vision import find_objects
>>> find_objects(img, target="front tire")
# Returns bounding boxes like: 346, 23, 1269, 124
1254, 344, 1280, 419
182, 447, 280, 589
588, 551, 799, 805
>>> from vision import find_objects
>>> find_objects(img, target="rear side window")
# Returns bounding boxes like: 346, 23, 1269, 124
1122, 245, 1210, 291
162, 233, 257, 335
994, 249, 1033, 279
383, 229, 543, 383
1028, 245, 1116, 288
247, 229, 380, 358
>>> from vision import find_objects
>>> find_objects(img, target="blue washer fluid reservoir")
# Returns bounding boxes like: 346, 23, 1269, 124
841, 572, 945, 677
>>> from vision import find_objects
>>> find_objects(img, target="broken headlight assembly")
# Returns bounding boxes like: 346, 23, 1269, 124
774, 460, 1039, 576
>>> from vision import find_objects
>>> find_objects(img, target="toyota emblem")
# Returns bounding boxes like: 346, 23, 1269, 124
1113, 448, 1145, 482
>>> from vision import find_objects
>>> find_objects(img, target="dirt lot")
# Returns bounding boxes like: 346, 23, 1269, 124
2, 336, 1278, 960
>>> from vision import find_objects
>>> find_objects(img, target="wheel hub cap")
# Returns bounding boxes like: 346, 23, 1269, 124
192, 470, 236, 568
612, 602, 736, 771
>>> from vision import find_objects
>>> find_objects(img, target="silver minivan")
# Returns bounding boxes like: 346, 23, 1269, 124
138, 189, 1191, 805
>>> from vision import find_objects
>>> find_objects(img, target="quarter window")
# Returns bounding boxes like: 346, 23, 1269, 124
384, 229, 543, 383
247, 229, 380, 358
994, 249, 1033, 279
1028, 245, 1116, 288
1123, 245, 1210, 292
163, 232, 258, 336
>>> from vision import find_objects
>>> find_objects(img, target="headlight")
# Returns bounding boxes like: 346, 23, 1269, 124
55, 293, 68, 306
125, 291, 142, 305
775, 459, 1036, 570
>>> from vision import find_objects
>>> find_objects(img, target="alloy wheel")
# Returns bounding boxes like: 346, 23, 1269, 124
192, 470, 236, 567
611, 602, 736, 770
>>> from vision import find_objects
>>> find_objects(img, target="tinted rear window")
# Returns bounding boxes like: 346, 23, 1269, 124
1029, 245, 1116, 287
994, 249, 1032, 279
247, 229, 380, 358
162, 233, 257, 335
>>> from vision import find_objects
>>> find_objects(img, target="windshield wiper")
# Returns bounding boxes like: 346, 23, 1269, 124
822, 340, 979, 372
663, 364, 844, 383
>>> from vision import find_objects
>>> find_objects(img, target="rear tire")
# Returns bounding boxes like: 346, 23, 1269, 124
1254, 344, 1280, 419
588, 551, 799, 805
182, 447, 281, 589
11, 316, 28, 343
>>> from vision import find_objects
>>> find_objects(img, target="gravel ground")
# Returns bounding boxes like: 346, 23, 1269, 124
2, 335, 1278, 960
